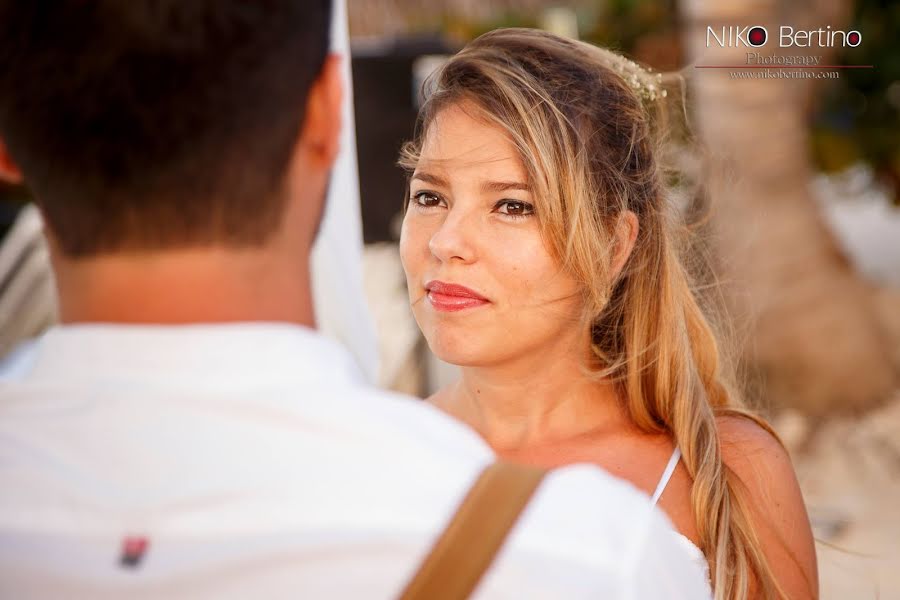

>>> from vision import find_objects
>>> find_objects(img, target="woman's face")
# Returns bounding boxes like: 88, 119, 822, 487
399, 102, 584, 367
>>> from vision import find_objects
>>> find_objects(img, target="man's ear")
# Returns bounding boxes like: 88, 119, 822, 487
611, 210, 639, 279
0, 138, 24, 184
299, 53, 343, 169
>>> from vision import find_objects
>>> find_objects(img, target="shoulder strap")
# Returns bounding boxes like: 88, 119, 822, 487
398, 461, 547, 600
650, 447, 682, 507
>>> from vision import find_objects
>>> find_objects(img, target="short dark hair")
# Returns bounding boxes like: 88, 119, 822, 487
0, 0, 332, 256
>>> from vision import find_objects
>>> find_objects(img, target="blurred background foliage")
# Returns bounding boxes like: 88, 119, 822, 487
810, 0, 900, 201
348, 0, 899, 204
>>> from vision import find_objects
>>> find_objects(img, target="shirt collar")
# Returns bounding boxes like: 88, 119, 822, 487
20, 322, 365, 385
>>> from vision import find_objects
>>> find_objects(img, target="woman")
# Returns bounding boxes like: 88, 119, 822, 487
398, 28, 817, 599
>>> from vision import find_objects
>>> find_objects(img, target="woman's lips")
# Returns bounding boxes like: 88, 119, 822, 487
425, 280, 490, 312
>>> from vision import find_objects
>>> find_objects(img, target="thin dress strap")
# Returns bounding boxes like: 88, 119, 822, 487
650, 447, 682, 507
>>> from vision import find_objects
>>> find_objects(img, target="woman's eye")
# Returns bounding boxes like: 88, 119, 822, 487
412, 191, 443, 208
495, 200, 535, 217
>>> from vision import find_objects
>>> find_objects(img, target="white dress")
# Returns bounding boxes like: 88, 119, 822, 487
650, 447, 713, 593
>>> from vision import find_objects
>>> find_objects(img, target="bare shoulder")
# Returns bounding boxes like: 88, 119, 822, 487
716, 414, 818, 599
717, 414, 792, 478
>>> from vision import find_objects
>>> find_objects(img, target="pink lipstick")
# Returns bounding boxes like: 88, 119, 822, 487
425, 280, 490, 312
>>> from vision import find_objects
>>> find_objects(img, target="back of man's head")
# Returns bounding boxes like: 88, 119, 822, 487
0, 0, 332, 257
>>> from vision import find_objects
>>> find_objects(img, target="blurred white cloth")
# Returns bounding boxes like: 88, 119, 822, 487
311, 0, 379, 383
0, 323, 711, 599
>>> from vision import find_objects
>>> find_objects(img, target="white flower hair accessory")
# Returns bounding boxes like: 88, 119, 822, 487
607, 54, 668, 102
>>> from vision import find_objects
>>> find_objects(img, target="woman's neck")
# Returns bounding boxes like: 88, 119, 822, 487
439, 345, 630, 454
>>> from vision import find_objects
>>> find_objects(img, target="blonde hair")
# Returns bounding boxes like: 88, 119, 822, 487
399, 28, 792, 599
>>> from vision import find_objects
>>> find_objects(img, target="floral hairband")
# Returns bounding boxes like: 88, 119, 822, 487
610, 56, 668, 102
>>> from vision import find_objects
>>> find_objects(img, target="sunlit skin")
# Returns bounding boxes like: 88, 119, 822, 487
400, 103, 820, 593
397, 102, 706, 538
401, 104, 583, 370
399, 103, 637, 448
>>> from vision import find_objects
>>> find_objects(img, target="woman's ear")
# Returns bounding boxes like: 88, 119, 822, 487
611, 210, 639, 278
0, 139, 24, 184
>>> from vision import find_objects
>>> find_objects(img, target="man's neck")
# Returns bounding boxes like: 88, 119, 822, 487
52, 245, 315, 327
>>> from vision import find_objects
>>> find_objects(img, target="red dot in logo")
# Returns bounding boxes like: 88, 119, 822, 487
748, 27, 767, 46
848, 31, 860, 45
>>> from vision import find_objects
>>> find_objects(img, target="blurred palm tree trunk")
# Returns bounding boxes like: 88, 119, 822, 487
680, 0, 897, 414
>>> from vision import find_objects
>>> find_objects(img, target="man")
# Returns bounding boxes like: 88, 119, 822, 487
0, 2, 709, 598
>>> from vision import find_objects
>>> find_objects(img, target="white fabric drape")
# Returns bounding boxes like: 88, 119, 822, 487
311, 0, 380, 383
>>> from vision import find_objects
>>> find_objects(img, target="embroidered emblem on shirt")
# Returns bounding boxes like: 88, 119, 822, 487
119, 536, 149, 568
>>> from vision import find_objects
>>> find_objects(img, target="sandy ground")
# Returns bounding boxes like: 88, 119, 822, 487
804, 170, 900, 598
776, 397, 900, 599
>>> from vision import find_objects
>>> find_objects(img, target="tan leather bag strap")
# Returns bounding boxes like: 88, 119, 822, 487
398, 461, 547, 600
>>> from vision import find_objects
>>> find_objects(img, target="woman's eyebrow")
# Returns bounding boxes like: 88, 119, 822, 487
481, 180, 531, 193
410, 171, 449, 187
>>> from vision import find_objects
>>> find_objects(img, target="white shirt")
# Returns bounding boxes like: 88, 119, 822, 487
0, 324, 710, 599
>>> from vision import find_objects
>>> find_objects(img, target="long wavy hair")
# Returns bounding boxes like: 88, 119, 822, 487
399, 28, 791, 599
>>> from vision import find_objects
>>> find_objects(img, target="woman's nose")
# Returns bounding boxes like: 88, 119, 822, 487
428, 208, 478, 264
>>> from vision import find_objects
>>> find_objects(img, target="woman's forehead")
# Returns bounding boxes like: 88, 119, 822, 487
417, 103, 527, 183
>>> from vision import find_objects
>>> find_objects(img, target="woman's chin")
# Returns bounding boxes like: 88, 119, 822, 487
418, 318, 512, 367
429, 346, 480, 367
426, 337, 495, 368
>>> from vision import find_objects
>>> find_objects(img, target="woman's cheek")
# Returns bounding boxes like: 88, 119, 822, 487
491, 234, 549, 304
399, 213, 422, 273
